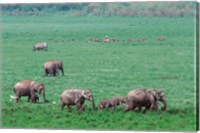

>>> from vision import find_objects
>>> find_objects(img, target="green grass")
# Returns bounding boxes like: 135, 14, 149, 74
1, 14, 197, 131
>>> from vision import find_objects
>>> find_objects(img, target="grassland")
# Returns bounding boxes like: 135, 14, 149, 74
1, 14, 197, 131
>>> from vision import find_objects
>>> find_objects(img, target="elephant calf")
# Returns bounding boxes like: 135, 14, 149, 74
44, 60, 64, 76
98, 99, 112, 109
60, 89, 95, 113
110, 96, 127, 108
99, 96, 127, 110
13, 80, 48, 103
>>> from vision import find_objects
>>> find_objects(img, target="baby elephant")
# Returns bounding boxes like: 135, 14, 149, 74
99, 96, 127, 110
98, 99, 112, 109
110, 96, 127, 108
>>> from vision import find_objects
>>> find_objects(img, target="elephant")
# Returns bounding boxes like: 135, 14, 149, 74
124, 89, 167, 113
110, 96, 127, 108
33, 42, 48, 51
98, 99, 112, 109
99, 96, 127, 110
13, 80, 49, 103
44, 60, 64, 76
60, 89, 96, 113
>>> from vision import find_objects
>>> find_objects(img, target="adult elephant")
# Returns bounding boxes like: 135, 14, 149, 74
60, 89, 96, 113
33, 42, 48, 51
44, 60, 64, 76
13, 80, 49, 103
124, 89, 167, 113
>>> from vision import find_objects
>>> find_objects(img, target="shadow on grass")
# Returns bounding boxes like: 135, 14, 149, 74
166, 108, 195, 115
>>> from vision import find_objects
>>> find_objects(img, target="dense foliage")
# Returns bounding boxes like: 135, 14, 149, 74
2, 2, 197, 17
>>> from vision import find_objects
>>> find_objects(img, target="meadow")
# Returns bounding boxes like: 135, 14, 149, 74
1, 13, 197, 131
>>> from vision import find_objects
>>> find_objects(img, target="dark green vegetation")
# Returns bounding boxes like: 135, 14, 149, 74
2, 2, 196, 17
1, 3, 197, 131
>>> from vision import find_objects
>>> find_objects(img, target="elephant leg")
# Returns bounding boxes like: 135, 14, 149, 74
134, 107, 142, 112
27, 95, 31, 102
80, 103, 85, 112
16, 96, 22, 103
123, 104, 135, 112
151, 102, 158, 112
123, 107, 132, 112
15, 93, 21, 103
53, 69, 57, 76
61, 102, 65, 110
16, 97, 20, 102
143, 107, 150, 114
76, 102, 83, 113
30, 94, 36, 103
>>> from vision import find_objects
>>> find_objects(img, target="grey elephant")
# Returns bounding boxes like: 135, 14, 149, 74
33, 42, 48, 51
99, 96, 127, 110
124, 89, 167, 113
110, 96, 127, 108
13, 80, 49, 103
60, 89, 95, 113
98, 98, 112, 109
44, 60, 64, 76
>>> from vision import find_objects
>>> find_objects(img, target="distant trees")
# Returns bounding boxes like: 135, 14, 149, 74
2, 2, 196, 17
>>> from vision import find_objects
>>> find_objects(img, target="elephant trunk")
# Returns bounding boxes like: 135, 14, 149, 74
41, 90, 49, 103
90, 96, 96, 110
61, 67, 64, 76
160, 99, 167, 111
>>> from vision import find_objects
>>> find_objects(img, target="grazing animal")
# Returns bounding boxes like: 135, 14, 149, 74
13, 80, 49, 103
99, 96, 127, 110
98, 99, 112, 109
110, 96, 127, 108
124, 89, 167, 113
60, 89, 95, 113
44, 60, 64, 76
33, 42, 48, 51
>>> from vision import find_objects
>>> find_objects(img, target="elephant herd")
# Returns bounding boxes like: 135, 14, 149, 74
13, 80, 167, 114
12, 42, 167, 114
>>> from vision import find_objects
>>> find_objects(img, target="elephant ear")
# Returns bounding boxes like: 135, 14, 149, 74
155, 89, 165, 100
56, 61, 62, 68
32, 83, 39, 92
152, 90, 158, 101
75, 93, 82, 103
81, 90, 87, 98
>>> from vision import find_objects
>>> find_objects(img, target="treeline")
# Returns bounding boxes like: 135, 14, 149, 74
2, 2, 196, 17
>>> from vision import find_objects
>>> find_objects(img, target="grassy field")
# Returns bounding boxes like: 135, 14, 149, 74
1, 14, 197, 131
